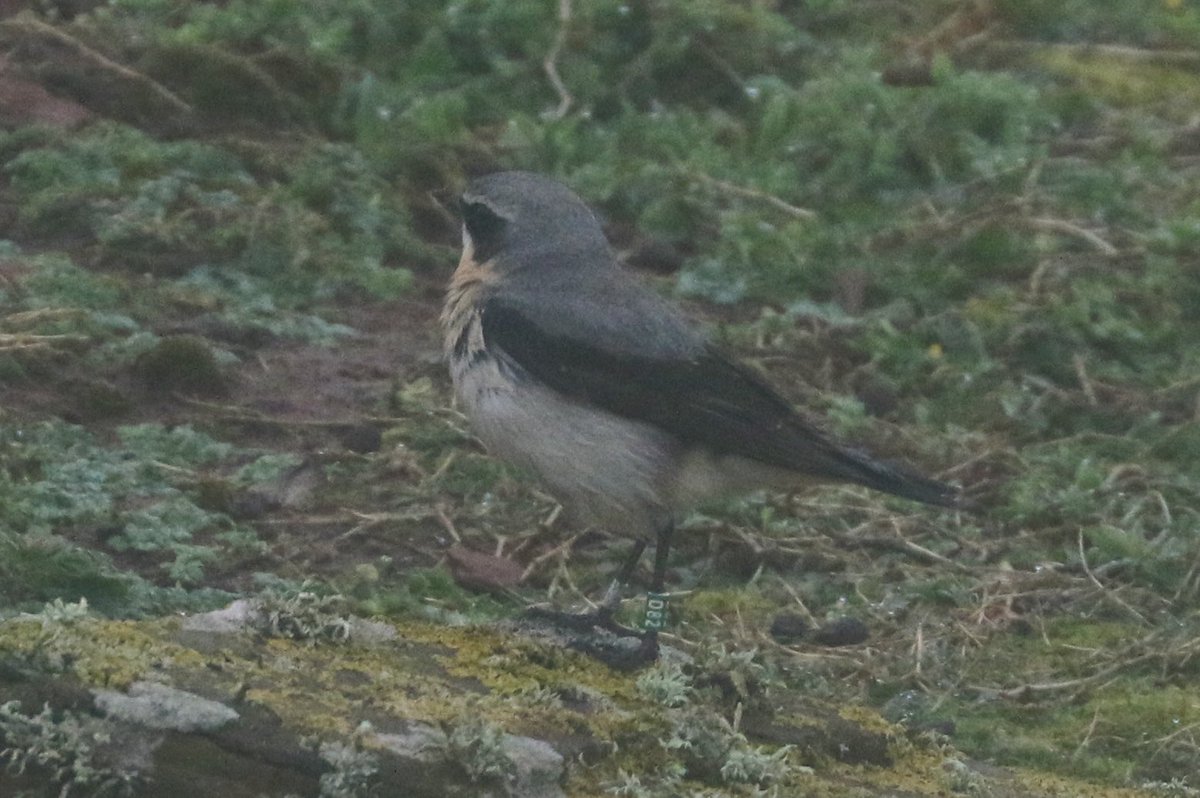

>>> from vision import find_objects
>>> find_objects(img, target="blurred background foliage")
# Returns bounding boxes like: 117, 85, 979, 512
1, 0, 1199, 791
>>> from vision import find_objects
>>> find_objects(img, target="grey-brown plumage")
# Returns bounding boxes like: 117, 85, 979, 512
443, 171, 961, 662
443, 171, 959, 546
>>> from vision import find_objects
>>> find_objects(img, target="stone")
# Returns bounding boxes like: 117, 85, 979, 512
93, 681, 239, 733
371, 722, 565, 798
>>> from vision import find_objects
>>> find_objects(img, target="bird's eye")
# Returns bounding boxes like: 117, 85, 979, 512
461, 200, 506, 262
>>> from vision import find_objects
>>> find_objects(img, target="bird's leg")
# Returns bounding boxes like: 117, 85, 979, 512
596, 537, 648, 617
651, 521, 672, 592
526, 538, 648, 636
637, 521, 674, 659
525, 530, 670, 669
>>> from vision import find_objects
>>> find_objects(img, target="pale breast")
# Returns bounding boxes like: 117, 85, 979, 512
456, 359, 676, 535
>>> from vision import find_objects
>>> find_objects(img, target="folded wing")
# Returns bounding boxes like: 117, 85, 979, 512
481, 297, 959, 508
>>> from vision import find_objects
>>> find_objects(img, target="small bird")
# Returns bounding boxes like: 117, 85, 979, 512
443, 171, 959, 660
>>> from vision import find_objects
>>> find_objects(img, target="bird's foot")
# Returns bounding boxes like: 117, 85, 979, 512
522, 605, 659, 669
523, 604, 641, 637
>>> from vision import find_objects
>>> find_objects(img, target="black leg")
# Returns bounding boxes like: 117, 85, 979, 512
651, 521, 673, 593
524, 527, 670, 669
638, 521, 675, 660
597, 537, 649, 615
616, 538, 649, 586
526, 536, 649, 636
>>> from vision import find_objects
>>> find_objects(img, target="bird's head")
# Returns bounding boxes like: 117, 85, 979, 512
459, 171, 612, 274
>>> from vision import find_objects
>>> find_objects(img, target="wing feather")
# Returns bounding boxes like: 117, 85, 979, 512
481, 298, 959, 508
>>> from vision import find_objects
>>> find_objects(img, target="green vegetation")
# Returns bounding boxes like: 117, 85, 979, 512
0, 420, 280, 610
1, 0, 1198, 795
0, 700, 140, 797
256, 581, 352, 643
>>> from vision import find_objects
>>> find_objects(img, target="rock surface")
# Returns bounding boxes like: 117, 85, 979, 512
94, 681, 240, 732
0, 604, 1155, 797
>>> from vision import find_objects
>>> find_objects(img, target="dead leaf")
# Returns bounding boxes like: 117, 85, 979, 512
445, 545, 524, 593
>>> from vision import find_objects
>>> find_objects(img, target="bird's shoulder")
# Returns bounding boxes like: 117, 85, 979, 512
487, 268, 707, 362
479, 273, 798, 443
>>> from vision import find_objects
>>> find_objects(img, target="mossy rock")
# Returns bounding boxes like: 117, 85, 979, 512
0, 607, 1160, 798
132, 335, 226, 396
59, 378, 133, 422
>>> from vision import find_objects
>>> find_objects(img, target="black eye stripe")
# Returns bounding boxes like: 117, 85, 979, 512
462, 200, 506, 262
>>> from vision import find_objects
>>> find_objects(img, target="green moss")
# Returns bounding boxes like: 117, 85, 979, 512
676, 588, 778, 628
66, 380, 135, 423
1039, 52, 1200, 114
141, 40, 314, 127
921, 615, 1200, 785
0, 617, 204, 690
132, 335, 226, 396
0, 534, 131, 614
0, 420, 273, 589
2, 613, 1167, 796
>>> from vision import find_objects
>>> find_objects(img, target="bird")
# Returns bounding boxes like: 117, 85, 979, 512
442, 170, 960, 662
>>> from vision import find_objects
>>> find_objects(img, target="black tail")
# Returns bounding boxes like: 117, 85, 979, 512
823, 445, 963, 509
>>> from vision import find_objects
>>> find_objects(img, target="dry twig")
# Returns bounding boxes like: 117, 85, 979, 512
1, 308, 83, 328
1024, 217, 1118, 256
542, 0, 573, 119
1072, 353, 1099, 407
336, 507, 440, 542
520, 532, 582, 582
690, 170, 818, 220
1077, 529, 1150, 626
3, 15, 193, 116
1072, 708, 1103, 759
972, 652, 1156, 701
980, 39, 1200, 68
179, 397, 408, 428
0, 332, 86, 351
434, 503, 461, 543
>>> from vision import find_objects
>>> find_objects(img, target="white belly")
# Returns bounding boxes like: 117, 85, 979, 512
452, 359, 675, 537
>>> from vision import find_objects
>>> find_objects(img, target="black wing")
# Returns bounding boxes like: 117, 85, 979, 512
481, 298, 959, 508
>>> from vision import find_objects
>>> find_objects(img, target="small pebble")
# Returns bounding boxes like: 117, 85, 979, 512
811, 617, 869, 647
768, 612, 808, 643
341, 424, 383, 453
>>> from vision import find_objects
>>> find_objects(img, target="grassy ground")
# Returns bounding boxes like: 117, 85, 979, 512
1, 0, 1199, 795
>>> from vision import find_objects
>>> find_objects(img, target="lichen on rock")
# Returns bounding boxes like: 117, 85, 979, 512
0, 603, 1157, 797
